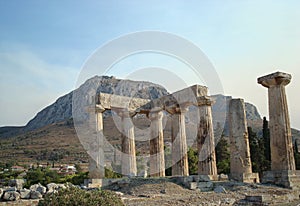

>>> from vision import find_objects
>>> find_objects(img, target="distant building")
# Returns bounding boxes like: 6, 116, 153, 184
11, 166, 25, 172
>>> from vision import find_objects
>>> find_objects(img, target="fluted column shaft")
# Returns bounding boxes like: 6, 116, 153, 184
89, 105, 105, 179
197, 98, 217, 176
149, 109, 165, 177
117, 110, 137, 176
171, 107, 189, 176
258, 72, 295, 171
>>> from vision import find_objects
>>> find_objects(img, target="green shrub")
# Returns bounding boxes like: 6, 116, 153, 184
38, 186, 124, 206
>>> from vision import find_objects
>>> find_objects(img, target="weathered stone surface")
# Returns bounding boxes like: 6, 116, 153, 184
30, 191, 42, 199
229, 99, 252, 174
30, 183, 46, 195
195, 175, 211, 182
188, 182, 198, 190
258, 71, 295, 171
20, 188, 31, 199
198, 181, 213, 192
197, 100, 217, 176
149, 109, 165, 177
0, 188, 3, 199
229, 99, 259, 183
97, 93, 151, 113
3, 191, 21, 201
57, 184, 67, 190
88, 109, 105, 179
218, 174, 228, 181
214, 186, 226, 193
171, 107, 189, 176
46, 183, 58, 193
8, 179, 25, 190
245, 195, 271, 203
4, 187, 17, 192
116, 109, 137, 176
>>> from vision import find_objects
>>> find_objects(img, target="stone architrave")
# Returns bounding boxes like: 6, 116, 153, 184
116, 109, 137, 176
229, 98, 259, 183
89, 105, 105, 179
169, 106, 189, 176
258, 72, 295, 171
197, 97, 217, 177
148, 108, 165, 177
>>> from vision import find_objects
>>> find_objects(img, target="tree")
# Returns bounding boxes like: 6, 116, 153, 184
294, 141, 300, 170
216, 135, 230, 174
262, 117, 271, 166
187, 147, 198, 175
248, 127, 268, 174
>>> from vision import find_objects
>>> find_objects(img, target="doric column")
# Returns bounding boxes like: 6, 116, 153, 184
88, 104, 105, 179
229, 99, 259, 183
148, 108, 165, 177
169, 106, 189, 176
258, 72, 295, 171
116, 109, 137, 176
197, 97, 217, 176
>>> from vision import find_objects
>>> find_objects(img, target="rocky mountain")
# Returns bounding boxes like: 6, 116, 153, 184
0, 76, 262, 138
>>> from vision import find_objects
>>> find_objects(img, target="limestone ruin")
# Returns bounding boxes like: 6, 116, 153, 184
228, 98, 259, 183
258, 71, 300, 189
84, 71, 299, 190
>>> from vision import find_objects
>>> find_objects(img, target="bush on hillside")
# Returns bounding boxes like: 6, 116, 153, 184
38, 186, 124, 206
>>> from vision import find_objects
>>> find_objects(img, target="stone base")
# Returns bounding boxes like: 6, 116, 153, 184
230, 172, 260, 183
262, 170, 300, 189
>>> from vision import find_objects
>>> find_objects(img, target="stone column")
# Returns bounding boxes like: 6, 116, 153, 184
229, 99, 259, 183
197, 97, 217, 177
170, 106, 189, 176
258, 72, 295, 171
117, 109, 137, 176
149, 108, 165, 177
85, 105, 105, 188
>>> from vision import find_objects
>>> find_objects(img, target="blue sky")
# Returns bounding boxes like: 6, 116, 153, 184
0, 0, 300, 129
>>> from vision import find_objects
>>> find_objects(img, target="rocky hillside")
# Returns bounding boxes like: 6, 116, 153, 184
8, 76, 168, 135
0, 76, 262, 138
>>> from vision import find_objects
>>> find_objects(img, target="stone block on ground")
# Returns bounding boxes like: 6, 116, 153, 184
20, 188, 31, 199
30, 191, 43, 199
218, 174, 228, 181
214, 186, 226, 193
0, 188, 3, 199
195, 175, 211, 182
8, 179, 25, 190
47, 183, 58, 193
198, 181, 213, 192
188, 182, 198, 190
30, 183, 47, 195
245, 195, 271, 203
3, 191, 21, 201
4, 187, 17, 192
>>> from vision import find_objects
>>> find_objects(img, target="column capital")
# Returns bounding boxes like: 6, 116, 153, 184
95, 104, 106, 113
165, 104, 189, 114
147, 107, 163, 120
196, 96, 215, 106
258, 71, 291, 88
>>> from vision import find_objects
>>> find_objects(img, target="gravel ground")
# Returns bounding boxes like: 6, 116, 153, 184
104, 178, 300, 206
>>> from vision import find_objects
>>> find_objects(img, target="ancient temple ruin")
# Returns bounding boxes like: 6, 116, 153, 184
84, 71, 299, 189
